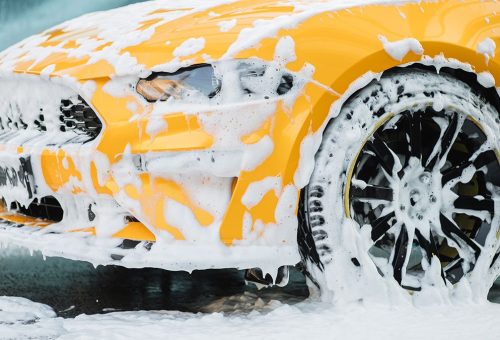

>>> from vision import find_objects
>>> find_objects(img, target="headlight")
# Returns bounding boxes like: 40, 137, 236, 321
136, 60, 295, 104
136, 64, 221, 103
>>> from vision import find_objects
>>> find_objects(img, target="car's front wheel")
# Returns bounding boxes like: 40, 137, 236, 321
299, 68, 500, 297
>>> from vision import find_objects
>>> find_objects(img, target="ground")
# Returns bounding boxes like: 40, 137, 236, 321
0, 246, 499, 339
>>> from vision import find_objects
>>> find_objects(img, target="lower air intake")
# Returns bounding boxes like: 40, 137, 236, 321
11, 196, 63, 222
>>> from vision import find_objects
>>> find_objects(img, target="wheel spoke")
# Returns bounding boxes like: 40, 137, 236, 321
427, 113, 461, 170
408, 112, 422, 161
367, 133, 398, 177
491, 251, 500, 268
442, 149, 497, 184
350, 183, 393, 202
415, 229, 446, 281
439, 113, 460, 159
439, 213, 481, 259
392, 224, 410, 284
453, 196, 494, 216
415, 229, 437, 260
399, 113, 412, 168
370, 211, 396, 241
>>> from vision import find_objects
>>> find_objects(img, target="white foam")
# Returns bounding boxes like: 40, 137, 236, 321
477, 37, 496, 64
218, 19, 237, 32
378, 35, 424, 61
173, 37, 206, 57
478, 71, 496, 88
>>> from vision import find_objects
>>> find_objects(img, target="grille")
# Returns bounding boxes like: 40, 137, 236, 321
0, 95, 102, 142
59, 96, 102, 139
9, 196, 64, 222
0, 110, 31, 131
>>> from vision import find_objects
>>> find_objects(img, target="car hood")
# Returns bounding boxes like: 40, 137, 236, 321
0, 0, 414, 80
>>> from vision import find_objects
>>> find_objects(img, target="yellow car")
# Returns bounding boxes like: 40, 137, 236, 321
0, 0, 498, 292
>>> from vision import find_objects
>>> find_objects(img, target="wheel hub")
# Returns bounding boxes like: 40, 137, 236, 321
396, 158, 440, 225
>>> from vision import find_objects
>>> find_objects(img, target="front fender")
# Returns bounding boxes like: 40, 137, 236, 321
221, 0, 500, 245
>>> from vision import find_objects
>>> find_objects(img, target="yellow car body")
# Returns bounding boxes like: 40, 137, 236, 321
0, 0, 497, 271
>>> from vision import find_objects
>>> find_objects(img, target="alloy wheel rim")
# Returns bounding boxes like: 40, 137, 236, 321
346, 108, 500, 289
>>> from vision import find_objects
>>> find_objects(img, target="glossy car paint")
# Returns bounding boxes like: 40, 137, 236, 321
0, 0, 498, 270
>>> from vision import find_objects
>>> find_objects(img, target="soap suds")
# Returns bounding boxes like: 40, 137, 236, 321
378, 35, 424, 61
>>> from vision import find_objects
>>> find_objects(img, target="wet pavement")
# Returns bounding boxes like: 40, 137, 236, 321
0, 246, 498, 318
0, 247, 308, 317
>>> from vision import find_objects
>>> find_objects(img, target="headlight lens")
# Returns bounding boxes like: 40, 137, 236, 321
136, 60, 295, 104
136, 78, 183, 102
136, 64, 221, 102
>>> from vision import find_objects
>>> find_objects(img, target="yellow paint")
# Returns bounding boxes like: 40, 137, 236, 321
0, 202, 156, 241
138, 18, 161, 30
0, 212, 51, 227
113, 222, 156, 241
69, 227, 96, 235
118, 174, 216, 240
90, 161, 113, 195
241, 118, 273, 145
0, 0, 497, 246
154, 177, 214, 227
41, 149, 83, 193
248, 190, 279, 225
